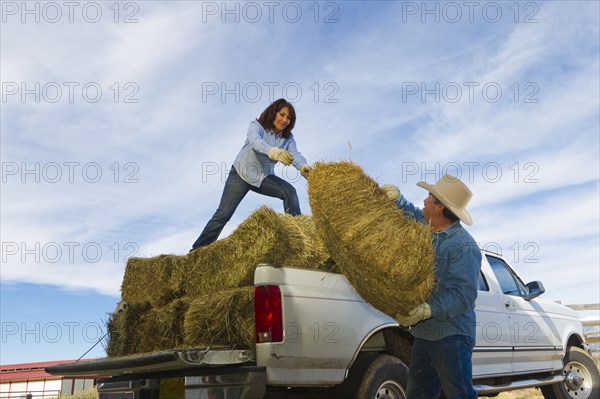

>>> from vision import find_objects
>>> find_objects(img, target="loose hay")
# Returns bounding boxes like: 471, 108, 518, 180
307, 161, 436, 318
184, 286, 255, 349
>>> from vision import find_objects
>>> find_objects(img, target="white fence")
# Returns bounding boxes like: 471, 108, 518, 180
0, 390, 60, 399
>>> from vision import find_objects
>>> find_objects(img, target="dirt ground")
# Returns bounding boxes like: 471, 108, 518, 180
480, 388, 544, 399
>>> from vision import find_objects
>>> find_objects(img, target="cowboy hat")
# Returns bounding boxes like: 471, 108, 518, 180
417, 175, 473, 226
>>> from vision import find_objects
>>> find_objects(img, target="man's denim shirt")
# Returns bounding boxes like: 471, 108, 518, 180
395, 195, 482, 341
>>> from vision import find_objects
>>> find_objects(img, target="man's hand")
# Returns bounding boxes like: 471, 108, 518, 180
268, 147, 293, 166
397, 303, 432, 327
300, 164, 312, 179
381, 184, 401, 201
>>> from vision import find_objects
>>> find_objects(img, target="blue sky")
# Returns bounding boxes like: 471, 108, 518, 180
1, 1, 599, 364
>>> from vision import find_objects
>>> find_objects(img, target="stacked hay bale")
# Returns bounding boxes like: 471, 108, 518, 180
184, 287, 255, 349
307, 161, 435, 319
182, 209, 333, 299
106, 160, 436, 357
106, 207, 332, 357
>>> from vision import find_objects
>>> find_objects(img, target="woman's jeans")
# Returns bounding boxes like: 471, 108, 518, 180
406, 335, 477, 399
191, 167, 300, 250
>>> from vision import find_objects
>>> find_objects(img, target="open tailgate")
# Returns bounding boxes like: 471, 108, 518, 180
45, 348, 256, 377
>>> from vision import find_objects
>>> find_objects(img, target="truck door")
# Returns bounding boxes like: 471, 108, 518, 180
486, 255, 561, 374
473, 255, 513, 377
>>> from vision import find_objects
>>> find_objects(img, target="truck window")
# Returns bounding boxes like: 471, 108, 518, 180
478, 271, 489, 291
486, 255, 525, 297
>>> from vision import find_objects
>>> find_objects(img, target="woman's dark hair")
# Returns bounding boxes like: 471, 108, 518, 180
257, 98, 296, 139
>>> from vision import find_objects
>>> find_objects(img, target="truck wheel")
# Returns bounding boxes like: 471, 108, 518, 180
541, 346, 600, 399
338, 354, 408, 399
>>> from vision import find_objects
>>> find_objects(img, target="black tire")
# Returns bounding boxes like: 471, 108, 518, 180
541, 346, 600, 399
337, 354, 408, 399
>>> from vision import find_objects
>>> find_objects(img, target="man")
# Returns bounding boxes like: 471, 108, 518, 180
382, 175, 481, 399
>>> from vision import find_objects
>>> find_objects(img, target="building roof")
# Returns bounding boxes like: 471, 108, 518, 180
0, 360, 98, 382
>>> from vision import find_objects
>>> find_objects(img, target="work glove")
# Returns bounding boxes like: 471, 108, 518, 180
381, 184, 401, 201
268, 147, 293, 166
397, 303, 432, 327
114, 300, 128, 314
300, 164, 312, 179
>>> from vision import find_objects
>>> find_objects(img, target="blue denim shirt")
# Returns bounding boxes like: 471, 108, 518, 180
395, 195, 481, 340
232, 120, 307, 187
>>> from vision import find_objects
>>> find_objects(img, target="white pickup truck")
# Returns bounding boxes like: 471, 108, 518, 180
47, 249, 599, 399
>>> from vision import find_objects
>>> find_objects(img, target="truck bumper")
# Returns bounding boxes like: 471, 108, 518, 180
97, 366, 266, 399
186, 367, 266, 399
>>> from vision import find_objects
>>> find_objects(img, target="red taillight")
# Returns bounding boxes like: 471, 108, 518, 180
255, 285, 283, 343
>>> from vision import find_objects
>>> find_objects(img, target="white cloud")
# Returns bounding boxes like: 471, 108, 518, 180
1, 1, 598, 309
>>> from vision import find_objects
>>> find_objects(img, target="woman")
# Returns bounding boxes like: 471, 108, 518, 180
191, 98, 311, 251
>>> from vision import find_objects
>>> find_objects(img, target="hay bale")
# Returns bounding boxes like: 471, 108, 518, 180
105, 302, 151, 357
120, 208, 332, 307
105, 307, 126, 357
105, 299, 189, 357
184, 287, 255, 349
112, 208, 332, 356
307, 161, 435, 318
137, 297, 189, 353
182, 207, 333, 299
121, 255, 186, 307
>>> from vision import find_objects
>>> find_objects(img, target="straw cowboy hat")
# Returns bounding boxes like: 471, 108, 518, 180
417, 175, 473, 226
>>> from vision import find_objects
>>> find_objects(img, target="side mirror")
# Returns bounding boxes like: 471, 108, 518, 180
525, 281, 545, 301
